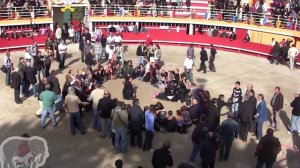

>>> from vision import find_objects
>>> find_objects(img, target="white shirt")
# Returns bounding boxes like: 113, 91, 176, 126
107, 36, 114, 44
58, 43, 67, 54
128, 25, 134, 32
68, 28, 75, 37
288, 47, 299, 58
184, 58, 193, 70
113, 35, 122, 43
55, 28, 62, 39
108, 49, 114, 59
25, 52, 31, 60
270, 41, 275, 46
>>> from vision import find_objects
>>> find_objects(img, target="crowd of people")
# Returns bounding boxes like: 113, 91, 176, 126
1, 19, 300, 168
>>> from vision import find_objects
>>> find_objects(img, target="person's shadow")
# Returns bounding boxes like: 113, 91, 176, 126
279, 110, 291, 131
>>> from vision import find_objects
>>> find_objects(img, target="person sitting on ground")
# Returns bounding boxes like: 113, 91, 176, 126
175, 110, 187, 133
152, 141, 174, 168
244, 34, 250, 43
163, 110, 177, 132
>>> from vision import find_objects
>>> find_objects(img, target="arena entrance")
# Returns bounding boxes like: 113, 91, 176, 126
52, 6, 86, 25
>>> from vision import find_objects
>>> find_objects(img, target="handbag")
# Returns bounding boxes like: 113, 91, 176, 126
1, 65, 7, 73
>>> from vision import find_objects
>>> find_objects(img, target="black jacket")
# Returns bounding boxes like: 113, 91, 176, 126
47, 75, 61, 94
123, 80, 134, 100
208, 104, 219, 130
97, 97, 114, 119
24, 67, 37, 84
239, 99, 255, 123
217, 98, 231, 115
291, 97, 300, 116
128, 105, 144, 130
11, 71, 21, 90
200, 138, 218, 161
152, 147, 174, 168
192, 122, 212, 143
136, 45, 146, 56
37, 82, 46, 100
255, 135, 281, 162
200, 50, 208, 62
270, 93, 284, 111
33, 56, 44, 71
85, 52, 94, 65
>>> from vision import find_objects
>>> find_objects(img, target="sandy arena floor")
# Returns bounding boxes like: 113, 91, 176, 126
0, 44, 300, 168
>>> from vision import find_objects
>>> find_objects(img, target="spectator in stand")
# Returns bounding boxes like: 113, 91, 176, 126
229, 31, 236, 41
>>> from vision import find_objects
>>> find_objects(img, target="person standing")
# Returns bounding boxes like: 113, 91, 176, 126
55, 26, 62, 43
128, 99, 144, 149
255, 128, 281, 168
200, 132, 218, 168
44, 49, 52, 77
123, 75, 135, 100
189, 115, 212, 163
17, 57, 26, 97
40, 84, 57, 128
93, 39, 102, 63
47, 70, 62, 112
33, 51, 45, 82
68, 25, 75, 43
151, 141, 174, 168
255, 94, 268, 140
239, 96, 255, 142
79, 36, 86, 62
136, 43, 147, 65
112, 101, 128, 154
270, 86, 284, 130
87, 83, 104, 132
143, 104, 155, 151
85, 48, 94, 72
289, 92, 300, 135
3, 51, 12, 86
187, 44, 195, 59
11, 68, 22, 104
64, 87, 89, 135
116, 42, 124, 65
271, 41, 280, 65
184, 55, 195, 86
36, 77, 48, 116
97, 91, 114, 138
209, 44, 217, 72
58, 40, 67, 69
288, 44, 299, 69
231, 81, 242, 120
84, 40, 94, 64
219, 113, 238, 161
197, 47, 208, 73
24, 62, 37, 97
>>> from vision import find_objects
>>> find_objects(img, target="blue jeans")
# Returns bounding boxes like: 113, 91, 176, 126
138, 56, 144, 65
70, 112, 84, 134
256, 122, 263, 140
115, 128, 127, 153
185, 69, 193, 84
55, 94, 62, 111
189, 142, 202, 162
256, 159, 273, 168
291, 115, 300, 132
37, 70, 45, 82
41, 107, 56, 128
75, 32, 80, 43
92, 107, 101, 132
232, 102, 239, 119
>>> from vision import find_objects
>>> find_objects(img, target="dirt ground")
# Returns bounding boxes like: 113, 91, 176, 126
0, 44, 300, 168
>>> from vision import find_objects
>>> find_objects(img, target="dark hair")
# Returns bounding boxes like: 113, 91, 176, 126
266, 128, 274, 135
180, 105, 187, 111
156, 45, 160, 49
227, 112, 234, 119
162, 141, 171, 149
144, 106, 149, 112
168, 110, 173, 116
176, 110, 182, 116
218, 94, 224, 99
149, 105, 155, 112
132, 99, 139, 106
257, 94, 264, 100
186, 99, 191, 106
211, 98, 218, 104
235, 81, 240, 85
275, 86, 280, 91
115, 159, 123, 168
